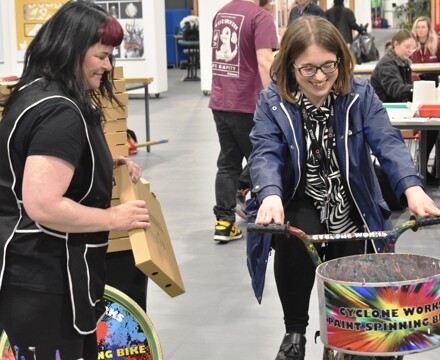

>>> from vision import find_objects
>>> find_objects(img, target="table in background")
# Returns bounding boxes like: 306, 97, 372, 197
354, 62, 440, 76
390, 117, 440, 186
125, 77, 154, 152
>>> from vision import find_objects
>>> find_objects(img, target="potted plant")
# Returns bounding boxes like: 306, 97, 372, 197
395, 0, 431, 30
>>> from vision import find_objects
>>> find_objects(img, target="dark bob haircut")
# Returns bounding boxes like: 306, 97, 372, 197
271, 16, 355, 104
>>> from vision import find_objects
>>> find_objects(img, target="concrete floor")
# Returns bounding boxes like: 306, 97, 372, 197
126, 68, 440, 360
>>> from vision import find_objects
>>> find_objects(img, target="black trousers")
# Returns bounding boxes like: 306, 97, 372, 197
273, 197, 369, 335
0, 285, 97, 360
106, 250, 147, 311
212, 110, 254, 222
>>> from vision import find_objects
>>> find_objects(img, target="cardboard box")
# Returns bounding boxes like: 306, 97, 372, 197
111, 66, 124, 80
108, 237, 132, 252
109, 144, 128, 158
103, 119, 127, 134
102, 105, 128, 121
105, 131, 127, 148
112, 79, 127, 93
108, 228, 128, 239
0, 81, 15, 95
113, 165, 185, 298
99, 92, 129, 108
112, 181, 150, 200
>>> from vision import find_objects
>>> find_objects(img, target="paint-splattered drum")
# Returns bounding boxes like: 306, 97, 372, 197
316, 253, 440, 357
0, 285, 162, 359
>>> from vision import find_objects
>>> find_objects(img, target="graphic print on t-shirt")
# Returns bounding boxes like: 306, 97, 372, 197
212, 13, 243, 78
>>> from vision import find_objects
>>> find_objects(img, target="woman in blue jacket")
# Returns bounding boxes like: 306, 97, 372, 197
247, 16, 440, 360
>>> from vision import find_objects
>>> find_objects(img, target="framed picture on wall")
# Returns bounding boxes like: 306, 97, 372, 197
14, 0, 68, 62
96, 0, 145, 60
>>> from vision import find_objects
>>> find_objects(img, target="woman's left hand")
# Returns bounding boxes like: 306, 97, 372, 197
405, 186, 440, 217
114, 156, 142, 182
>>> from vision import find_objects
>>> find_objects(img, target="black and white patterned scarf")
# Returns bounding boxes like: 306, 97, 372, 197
302, 94, 359, 234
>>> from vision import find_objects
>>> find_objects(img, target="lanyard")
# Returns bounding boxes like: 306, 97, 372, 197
301, 98, 336, 180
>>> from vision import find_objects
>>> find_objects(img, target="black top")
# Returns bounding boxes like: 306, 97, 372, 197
325, 5, 363, 44
0, 79, 113, 333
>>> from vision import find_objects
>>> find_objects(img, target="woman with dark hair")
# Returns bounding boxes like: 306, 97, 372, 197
246, 16, 440, 360
325, 0, 363, 44
0, 1, 150, 359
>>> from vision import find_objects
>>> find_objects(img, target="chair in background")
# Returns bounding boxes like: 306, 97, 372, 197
401, 130, 421, 172
178, 23, 200, 81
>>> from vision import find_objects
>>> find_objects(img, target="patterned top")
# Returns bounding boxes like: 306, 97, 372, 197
302, 94, 359, 234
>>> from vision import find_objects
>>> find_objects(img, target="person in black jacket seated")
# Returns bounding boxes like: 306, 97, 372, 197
370, 30, 440, 185
370, 29, 416, 103
325, 0, 364, 44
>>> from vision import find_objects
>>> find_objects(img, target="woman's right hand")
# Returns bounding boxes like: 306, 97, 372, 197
256, 195, 284, 225
108, 200, 150, 231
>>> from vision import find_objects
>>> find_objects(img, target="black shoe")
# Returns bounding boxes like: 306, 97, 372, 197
275, 333, 306, 360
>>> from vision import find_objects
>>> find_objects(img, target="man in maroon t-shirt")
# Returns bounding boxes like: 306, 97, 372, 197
209, 0, 278, 242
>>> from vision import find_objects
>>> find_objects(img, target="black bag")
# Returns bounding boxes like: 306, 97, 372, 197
350, 24, 380, 64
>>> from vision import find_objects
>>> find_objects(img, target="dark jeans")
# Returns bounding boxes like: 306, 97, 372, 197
238, 163, 250, 190
212, 110, 254, 222
274, 197, 369, 335
0, 285, 97, 360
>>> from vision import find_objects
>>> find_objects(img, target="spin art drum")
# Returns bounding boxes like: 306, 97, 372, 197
0, 285, 162, 359
316, 253, 440, 357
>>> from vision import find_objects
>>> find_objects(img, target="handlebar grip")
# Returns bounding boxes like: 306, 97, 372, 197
247, 222, 289, 235
410, 215, 440, 231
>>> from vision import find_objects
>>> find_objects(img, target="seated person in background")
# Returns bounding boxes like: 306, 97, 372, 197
411, 16, 440, 84
372, 29, 439, 185
370, 29, 416, 103
325, 0, 363, 44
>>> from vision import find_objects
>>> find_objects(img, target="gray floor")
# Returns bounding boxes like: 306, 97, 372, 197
126, 69, 440, 360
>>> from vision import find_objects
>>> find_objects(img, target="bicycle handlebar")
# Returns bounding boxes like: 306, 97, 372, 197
410, 215, 440, 231
247, 216, 440, 266
247, 222, 290, 235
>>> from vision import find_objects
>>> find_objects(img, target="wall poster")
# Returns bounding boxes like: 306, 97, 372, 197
96, 0, 145, 60
15, 0, 68, 62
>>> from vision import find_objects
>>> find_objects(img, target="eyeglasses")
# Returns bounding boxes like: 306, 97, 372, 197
293, 59, 340, 77
401, 44, 417, 51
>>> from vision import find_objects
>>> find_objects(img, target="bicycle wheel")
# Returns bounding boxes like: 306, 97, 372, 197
0, 285, 162, 359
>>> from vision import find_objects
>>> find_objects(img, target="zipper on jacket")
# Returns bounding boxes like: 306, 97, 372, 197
279, 101, 302, 204
341, 93, 378, 253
